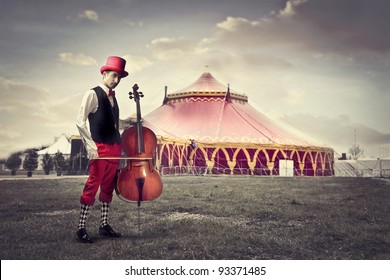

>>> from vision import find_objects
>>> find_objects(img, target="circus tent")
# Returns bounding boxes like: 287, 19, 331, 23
38, 134, 71, 155
141, 72, 334, 176
36, 134, 72, 171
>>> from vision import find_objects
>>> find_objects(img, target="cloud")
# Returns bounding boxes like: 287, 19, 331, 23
78, 10, 99, 22
241, 53, 293, 69
58, 53, 97, 66
0, 76, 79, 158
213, 16, 275, 47
282, 89, 306, 106
216, 16, 260, 32
147, 37, 196, 60
296, 0, 390, 53
206, 0, 390, 59
283, 114, 390, 155
123, 19, 144, 27
276, 0, 308, 18
122, 55, 153, 74
0, 76, 50, 111
0, 124, 21, 140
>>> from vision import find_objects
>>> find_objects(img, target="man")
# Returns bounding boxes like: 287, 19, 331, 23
75, 56, 128, 243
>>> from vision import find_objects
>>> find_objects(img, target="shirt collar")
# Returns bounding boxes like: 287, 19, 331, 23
99, 84, 111, 96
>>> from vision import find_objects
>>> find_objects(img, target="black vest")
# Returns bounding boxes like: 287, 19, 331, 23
88, 87, 121, 144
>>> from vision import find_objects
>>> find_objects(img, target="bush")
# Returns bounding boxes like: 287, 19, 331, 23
5, 152, 22, 175
23, 150, 38, 177
41, 153, 54, 175
53, 152, 68, 176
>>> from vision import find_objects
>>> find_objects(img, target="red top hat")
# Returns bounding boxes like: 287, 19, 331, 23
100, 56, 129, 78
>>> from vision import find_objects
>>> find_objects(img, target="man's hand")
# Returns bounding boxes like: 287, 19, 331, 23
86, 147, 98, 159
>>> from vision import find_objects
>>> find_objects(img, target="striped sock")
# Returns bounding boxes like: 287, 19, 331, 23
78, 204, 90, 229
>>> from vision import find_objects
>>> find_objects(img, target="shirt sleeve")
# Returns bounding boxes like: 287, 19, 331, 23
76, 89, 98, 152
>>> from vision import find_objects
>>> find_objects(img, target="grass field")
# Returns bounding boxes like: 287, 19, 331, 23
0, 175, 389, 260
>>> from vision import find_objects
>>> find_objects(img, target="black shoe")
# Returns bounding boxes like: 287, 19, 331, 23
99, 224, 122, 237
76, 228, 93, 243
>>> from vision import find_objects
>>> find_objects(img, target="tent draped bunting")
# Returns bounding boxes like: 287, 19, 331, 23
154, 136, 334, 176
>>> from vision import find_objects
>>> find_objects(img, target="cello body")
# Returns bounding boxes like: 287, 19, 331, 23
115, 84, 163, 206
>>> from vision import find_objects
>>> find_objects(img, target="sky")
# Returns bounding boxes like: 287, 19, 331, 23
1, 0, 390, 159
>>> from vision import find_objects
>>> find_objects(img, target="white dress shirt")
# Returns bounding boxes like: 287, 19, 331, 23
76, 84, 115, 159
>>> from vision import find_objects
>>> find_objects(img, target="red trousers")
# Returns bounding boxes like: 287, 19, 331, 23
80, 143, 122, 205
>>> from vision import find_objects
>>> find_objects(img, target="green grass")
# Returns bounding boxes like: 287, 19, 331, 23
0, 176, 389, 260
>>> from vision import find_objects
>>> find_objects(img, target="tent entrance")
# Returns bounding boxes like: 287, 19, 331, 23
279, 159, 294, 177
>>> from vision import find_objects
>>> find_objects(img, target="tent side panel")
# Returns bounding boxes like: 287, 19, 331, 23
156, 140, 334, 176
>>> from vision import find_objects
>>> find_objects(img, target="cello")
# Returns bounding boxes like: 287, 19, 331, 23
116, 84, 163, 207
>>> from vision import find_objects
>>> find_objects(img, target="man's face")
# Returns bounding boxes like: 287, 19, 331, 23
103, 71, 121, 89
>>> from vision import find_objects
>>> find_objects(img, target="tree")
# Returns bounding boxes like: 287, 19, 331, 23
41, 153, 54, 175
349, 144, 364, 160
23, 150, 38, 177
53, 152, 68, 176
70, 153, 88, 174
5, 152, 22, 175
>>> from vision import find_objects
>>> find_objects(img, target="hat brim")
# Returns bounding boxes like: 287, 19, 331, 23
100, 66, 129, 78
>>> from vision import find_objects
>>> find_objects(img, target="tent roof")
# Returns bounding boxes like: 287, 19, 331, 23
143, 72, 323, 147
38, 135, 71, 155
173, 72, 238, 93
166, 72, 248, 103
